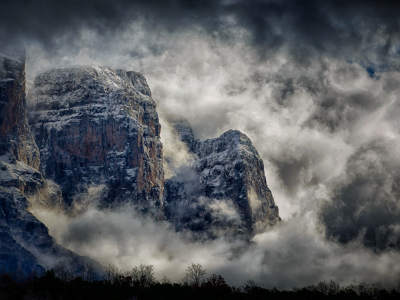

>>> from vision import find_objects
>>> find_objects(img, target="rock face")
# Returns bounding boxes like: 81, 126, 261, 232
164, 118, 280, 237
0, 44, 98, 274
28, 67, 164, 217
0, 42, 40, 171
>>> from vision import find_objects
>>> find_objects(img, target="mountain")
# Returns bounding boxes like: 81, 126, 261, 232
28, 66, 164, 217
0, 43, 100, 274
1, 40, 280, 274
164, 118, 280, 238
26, 64, 280, 238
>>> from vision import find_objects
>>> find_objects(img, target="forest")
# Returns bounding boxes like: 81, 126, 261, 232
0, 262, 399, 300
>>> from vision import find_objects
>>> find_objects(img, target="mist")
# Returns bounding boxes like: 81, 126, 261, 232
7, 0, 400, 289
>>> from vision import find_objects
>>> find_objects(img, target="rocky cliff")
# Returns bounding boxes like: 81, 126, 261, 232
0, 42, 40, 171
1, 43, 281, 273
28, 67, 164, 217
164, 118, 280, 238
0, 43, 99, 274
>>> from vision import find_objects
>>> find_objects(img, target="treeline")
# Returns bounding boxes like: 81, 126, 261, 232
1, 262, 400, 300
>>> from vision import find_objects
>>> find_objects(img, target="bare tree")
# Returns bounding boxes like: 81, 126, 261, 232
328, 280, 340, 294
317, 281, 329, 295
182, 263, 207, 287
104, 264, 121, 284
79, 262, 96, 282
203, 274, 229, 291
243, 279, 259, 294
127, 264, 156, 288
53, 260, 74, 283
160, 275, 171, 285
86, 262, 96, 282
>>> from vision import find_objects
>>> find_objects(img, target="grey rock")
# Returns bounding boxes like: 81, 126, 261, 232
0, 41, 40, 170
28, 66, 164, 217
164, 118, 280, 238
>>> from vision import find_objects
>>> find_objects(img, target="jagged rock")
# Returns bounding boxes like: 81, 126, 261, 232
0, 44, 99, 274
0, 42, 40, 170
28, 67, 164, 217
164, 118, 280, 237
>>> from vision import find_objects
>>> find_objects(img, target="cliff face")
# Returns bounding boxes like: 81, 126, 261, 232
164, 118, 280, 237
28, 67, 164, 217
0, 44, 98, 274
0, 43, 40, 170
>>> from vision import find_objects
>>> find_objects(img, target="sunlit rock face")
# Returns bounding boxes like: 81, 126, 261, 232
28, 67, 164, 217
0, 44, 94, 274
164, 118, 280, 238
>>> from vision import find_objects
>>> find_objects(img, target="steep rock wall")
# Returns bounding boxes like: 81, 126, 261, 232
28, 67, 164, 217
0, 42, 40, 170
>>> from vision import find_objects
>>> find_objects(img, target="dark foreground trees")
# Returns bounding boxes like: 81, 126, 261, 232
1, 262, 400, 300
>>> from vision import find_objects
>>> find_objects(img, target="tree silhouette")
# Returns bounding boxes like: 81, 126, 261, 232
127, 264, 156, 288
182, 263, 207, 287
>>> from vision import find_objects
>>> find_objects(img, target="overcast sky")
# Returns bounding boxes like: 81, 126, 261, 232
4, 0, 400, 289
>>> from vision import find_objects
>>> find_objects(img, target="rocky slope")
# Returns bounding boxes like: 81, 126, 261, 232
0, 43, 99, 274
28, 67, 164, 217
164, 118, 280, 237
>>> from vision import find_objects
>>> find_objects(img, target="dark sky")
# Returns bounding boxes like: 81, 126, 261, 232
4, 0, 400, 289
3, 0, 400, 55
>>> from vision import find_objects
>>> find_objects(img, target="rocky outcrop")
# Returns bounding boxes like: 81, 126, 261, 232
0, 42, 40, 171
0, 44, 99, 274
164, 118, 280, 237
28, 67, 164, 217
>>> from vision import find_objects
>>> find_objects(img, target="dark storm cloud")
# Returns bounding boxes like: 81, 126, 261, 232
271, 154, 318, 195
2, 0, 400, 59
305, 85, 387, 133
322, 138, 400, 251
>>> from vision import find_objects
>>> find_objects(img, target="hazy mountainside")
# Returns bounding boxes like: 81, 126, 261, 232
0, 44, 100, 274
164, 118, 280, 237
28, 67, 164, 217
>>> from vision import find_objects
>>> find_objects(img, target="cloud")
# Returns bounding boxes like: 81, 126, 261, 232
30, 198, 400, 289
3, 0, 400, 67
322, 138, 400, 251
14, 0, 400, 289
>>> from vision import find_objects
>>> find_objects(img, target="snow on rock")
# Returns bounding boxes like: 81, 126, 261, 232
28, 66, 164, 218
164, 118, 280, 238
